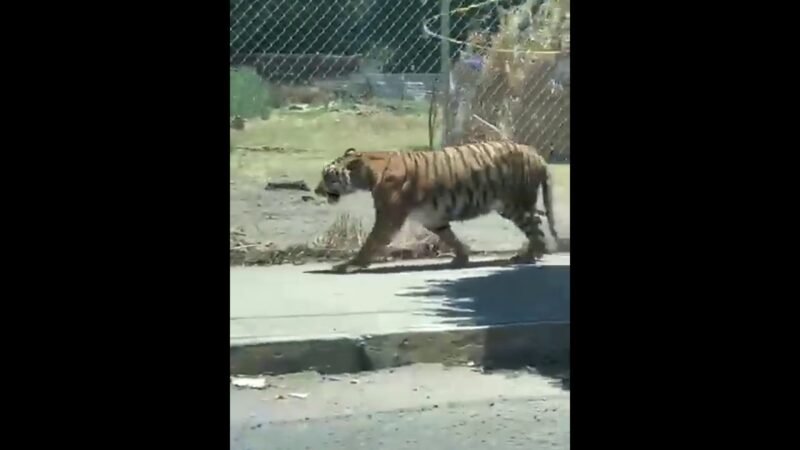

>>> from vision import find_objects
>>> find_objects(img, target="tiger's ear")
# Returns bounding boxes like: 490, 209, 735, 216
345, 158, 364, 170
344, 148, 357, 156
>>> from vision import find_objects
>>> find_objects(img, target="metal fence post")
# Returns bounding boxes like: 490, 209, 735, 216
439, 0, 451, 149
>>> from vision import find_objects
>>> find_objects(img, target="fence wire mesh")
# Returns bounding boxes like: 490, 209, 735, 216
230, 0, 569, 159
230, 0, 570, 264
436, 0, 570, 160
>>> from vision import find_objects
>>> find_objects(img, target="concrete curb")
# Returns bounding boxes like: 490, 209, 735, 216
230, 321, 570, 376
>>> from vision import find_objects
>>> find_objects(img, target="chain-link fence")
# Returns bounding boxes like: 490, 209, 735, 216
440, 0, 570, 161
230, 0, 569, 157
230, 0, 570, 264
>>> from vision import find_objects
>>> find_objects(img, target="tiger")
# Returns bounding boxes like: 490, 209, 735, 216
313, 141, 559, 273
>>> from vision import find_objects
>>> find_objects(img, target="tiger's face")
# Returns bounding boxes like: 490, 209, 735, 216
314, 148, 363, 204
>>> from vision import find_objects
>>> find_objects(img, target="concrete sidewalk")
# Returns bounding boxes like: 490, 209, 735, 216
230, 254, 570, 375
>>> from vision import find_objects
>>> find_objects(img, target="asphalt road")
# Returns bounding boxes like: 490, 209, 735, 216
231, 364, 570, 450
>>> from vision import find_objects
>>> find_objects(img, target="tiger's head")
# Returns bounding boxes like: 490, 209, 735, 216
314, 148, 369, 204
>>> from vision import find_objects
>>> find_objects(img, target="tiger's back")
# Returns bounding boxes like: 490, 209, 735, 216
401, 142, 551, 228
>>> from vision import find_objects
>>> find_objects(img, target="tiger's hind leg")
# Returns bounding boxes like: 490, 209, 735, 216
500, 206, 547, 264
425, 223, 471, 267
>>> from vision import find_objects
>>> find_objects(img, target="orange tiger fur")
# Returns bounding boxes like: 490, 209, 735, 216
314, 141, 558, 273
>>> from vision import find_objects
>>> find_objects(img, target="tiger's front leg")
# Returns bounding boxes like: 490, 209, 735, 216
332, 209, 408, 274
424, 223, 471, 267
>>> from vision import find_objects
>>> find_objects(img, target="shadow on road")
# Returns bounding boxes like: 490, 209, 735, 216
303, 258, 512, 275
400, 264, 571, 387
399, 264, 570, 326
304, 257, 571, 387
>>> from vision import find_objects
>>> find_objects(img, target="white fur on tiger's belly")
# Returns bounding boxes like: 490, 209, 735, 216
408, 198, 504, 227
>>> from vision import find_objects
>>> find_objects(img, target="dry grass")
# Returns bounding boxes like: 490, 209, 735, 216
311, 213, 367, 250
455, 0, 570, 159
310, 213, 446, 261
230, 213, 451, 266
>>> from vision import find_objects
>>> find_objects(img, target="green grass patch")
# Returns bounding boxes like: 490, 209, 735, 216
230, 68, 275, 119
230, 107, 440, 183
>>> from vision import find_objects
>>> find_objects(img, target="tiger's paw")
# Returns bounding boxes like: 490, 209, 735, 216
509, 253, 540, 265
331, 261, 367, 274
450, 254, 469, 268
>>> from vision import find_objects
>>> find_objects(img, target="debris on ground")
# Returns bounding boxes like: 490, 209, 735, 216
230, 234, 278, 265
230, 115, 245, 130
288, 392, 309, 399
264, 180, 310, 192
231, 376, 269, 389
